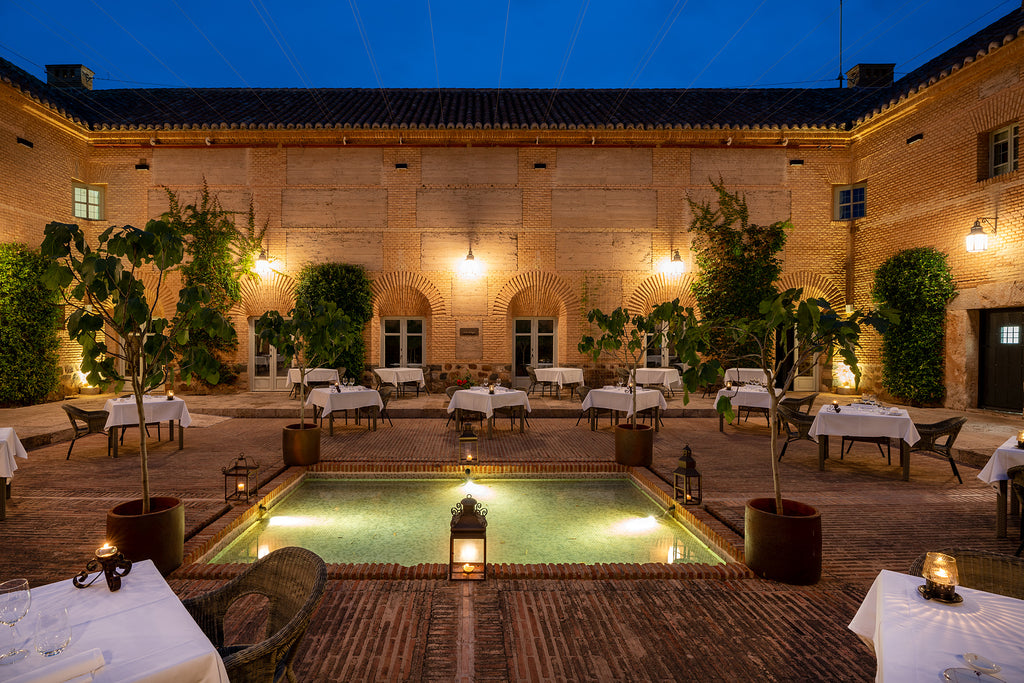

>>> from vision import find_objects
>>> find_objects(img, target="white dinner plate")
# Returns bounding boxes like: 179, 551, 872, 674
963, 653, 1001, 674
943, 667, 1001, 682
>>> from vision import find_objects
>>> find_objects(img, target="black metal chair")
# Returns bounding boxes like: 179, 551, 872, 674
182, 547, 327, 683
62, 404, 112, 459
1007, 466, 1024, 557
776, 405, 817, 461
909, 416, 968, 484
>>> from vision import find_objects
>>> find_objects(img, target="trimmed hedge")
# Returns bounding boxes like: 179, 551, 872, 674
294, 264, 373, 379
872, 247, 956, 405
0, 244, 61, 405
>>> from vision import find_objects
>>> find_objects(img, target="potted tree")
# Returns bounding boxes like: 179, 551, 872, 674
40, 220, 234, 575
671, 288, 893, 584
578, 301, 683, 466
255, 301, 354, 466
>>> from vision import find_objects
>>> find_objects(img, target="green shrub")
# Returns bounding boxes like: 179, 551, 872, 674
872, 247, 956, 405
294, 264, 373, 378
0, 244, 61, 405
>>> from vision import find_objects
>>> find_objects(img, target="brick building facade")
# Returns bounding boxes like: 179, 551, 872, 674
1, 9, 1021, 410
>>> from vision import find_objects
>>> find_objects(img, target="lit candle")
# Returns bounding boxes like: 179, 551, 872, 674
466, 454, 473, 462
96, 543, 117, 559
462, 563, 475, 574
1017, 430, 1024, 445
167, 390, 174, 400
237, 482, 245, 491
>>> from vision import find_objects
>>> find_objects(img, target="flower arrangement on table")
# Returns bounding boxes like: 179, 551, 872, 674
452, 372, 476, 388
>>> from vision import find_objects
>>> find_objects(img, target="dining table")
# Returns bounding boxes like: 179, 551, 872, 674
580, 387, 668, 432
374, 367, 428, 395
723, 368, 768, 384
4, 559, 229, 683
306, 386, 384, 433
447, 387, 531, 437
103, 396, 191, 458
977, 435, 1024, 537
285, 367, 339, 388
808, 403, 920, 480
0, 427, 28, 521
848, 569, 1024, 682
533, 367, 584, 398
632, 367, 680, 395
713, 385, 784, 432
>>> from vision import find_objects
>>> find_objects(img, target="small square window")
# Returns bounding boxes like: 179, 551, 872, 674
989, 124, 1019, 178
833, 183, 866, 220
1000, 325, 1020, 344
72, 182, 104, 221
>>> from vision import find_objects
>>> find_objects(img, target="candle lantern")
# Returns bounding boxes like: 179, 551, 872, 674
457, 422, 479, 465
918, 551, 961, 604
672, 444, 702, 505
449, 495, 487, 580
1017, 430, 1024, 449
223, 454, 259, 503
73, 543, 132, 592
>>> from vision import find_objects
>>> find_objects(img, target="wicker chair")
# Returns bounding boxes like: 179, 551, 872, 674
183, 547, 327, 683
776, 405, 817, 461
908, 547, 1024, 600
910, 416, 968, 484
1007, 466, 1024, 556
61, 404, 111, 459
525, 365, 555, 397
638, 386, 668, 429
375, 385, 395, 427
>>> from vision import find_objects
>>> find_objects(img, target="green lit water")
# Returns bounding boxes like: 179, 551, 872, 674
211, 478, 724, 566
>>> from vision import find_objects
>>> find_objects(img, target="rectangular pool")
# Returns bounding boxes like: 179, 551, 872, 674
211, 478, 724, 566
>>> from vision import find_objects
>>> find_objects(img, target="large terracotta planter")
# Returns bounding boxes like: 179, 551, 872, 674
106, 496, 184, 576
283, 423, 321, 466
613, 423, 654, 467
744, 497, 821, 585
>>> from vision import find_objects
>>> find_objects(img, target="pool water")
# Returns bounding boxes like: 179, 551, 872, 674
211, 478, 724, 566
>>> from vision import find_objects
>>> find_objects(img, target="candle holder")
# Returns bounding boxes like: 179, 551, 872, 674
166, 390, 174, 401
830, 401, 841, 413
73, 544, 132, 592
488, 383, 495, 395
1016, 430, 1024, 449
917, 551, 962, 604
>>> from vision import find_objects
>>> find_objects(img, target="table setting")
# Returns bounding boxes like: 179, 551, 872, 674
447, 385, 531, 437
306, 383, 384, 432
713, 382, 784, 431
102, 396, 191, 458
580, 385, 668, 431
808, 396, 920, 480
977, 431, 1024, 537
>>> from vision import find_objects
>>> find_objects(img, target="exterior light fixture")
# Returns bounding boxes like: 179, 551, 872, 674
918, 551, 961, 604
255, 248, 272, 276
457, 421, 479, 465
449, 495, 487, 580
669, 249, 685, 275
458, 243, 481, 278
966, 217, 997, 253
223, 454, 259, 503
672, 445, 701, 505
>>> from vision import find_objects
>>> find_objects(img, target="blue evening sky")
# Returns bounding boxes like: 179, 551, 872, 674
0, 0, 1019, 91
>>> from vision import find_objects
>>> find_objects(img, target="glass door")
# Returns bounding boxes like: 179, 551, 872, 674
249, 319, 290, 391
382, 318, 424, 367
513, 318, 556, 387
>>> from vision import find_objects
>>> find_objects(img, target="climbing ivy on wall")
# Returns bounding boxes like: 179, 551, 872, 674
687, 181, 790, 362
0, 243, 61, 405
294, 263, 373, 379
872, 247, 956, 405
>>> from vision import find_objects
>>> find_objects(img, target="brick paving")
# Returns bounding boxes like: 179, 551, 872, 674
1, 390, 1022, 681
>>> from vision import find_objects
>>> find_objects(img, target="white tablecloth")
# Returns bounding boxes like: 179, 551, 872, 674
306, 387, 383, 417
534, 368, 584, 388
375, 368, 426, 388
723, 368, 768, 384
714, 386, 783, 412
103, 397, 192, 431
849, 569, 1024, 682
633, 367, 680, 388
4, 560, 229, 683
447, 388, 531, 418
808, 404, 920, 445
285, 367, 339, 388
1, 427, 28, 479
978, 435, 1024, 484
581, 387, 667, 417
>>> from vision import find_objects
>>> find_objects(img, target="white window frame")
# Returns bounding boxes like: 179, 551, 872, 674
381, 317, 425, 368
833, 183, 866, 221
989, 124, 1019, 179
73, 182, 104, 221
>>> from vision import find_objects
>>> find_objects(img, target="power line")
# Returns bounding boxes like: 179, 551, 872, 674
544, 0, 591, 121
347, 0, 395, 125
495, 0, 512, 117
425, 0, 445, 127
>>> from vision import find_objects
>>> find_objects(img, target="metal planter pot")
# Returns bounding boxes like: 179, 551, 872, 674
744, 497, 822, 585
282, 423, 321, 466
613, 423, 654, 467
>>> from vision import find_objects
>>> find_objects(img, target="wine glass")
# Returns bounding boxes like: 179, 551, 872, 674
0, 579, 31, 663
34, 607, 71, 657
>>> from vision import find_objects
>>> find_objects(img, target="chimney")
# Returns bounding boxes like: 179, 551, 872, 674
845, 63, 895, 88
45, 64, 94, 90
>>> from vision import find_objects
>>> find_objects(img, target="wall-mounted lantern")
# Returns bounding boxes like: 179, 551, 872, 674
966, 217, 997, 253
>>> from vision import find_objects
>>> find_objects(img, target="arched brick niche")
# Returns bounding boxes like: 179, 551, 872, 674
626, 273, 698, 313
492, 271, 577, 363
777, 271, 845, 309
369, 272, 446, 368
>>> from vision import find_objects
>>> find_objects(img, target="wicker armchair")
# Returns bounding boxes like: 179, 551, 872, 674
910, 416, 968, 484
374, 385, 395, 427
1007, 466, 1024, 556
908, 547, 1024, 600
525, 365, 555, 397
776, 405, 817, 461
61, 404, 111, 459
183, 547, 327, 683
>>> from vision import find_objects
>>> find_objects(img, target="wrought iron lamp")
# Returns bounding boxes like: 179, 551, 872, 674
965, 217, 997, 253
449, 495, 487, 580
918, 551, 961, 603
457, 421, 479, 465
73, 543, 132, 592
672, 445, 702, 505
223, 454, 259, 503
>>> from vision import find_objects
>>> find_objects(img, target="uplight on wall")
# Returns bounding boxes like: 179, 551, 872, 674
966, 217, 997, 253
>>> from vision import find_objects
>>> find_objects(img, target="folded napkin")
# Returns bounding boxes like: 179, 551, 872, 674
8, 648, 105, 683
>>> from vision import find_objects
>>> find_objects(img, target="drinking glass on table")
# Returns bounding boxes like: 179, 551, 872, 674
34, 607, 71, 657
0, 578, 31, 663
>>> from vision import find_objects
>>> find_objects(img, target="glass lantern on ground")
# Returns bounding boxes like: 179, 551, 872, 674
672, 445, 702, 505
449, 495, 487, 581
457, 422, 479, 466
223, 454, 259, 503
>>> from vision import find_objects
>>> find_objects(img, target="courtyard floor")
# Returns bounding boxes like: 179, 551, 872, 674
1, 389, 1022, 681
